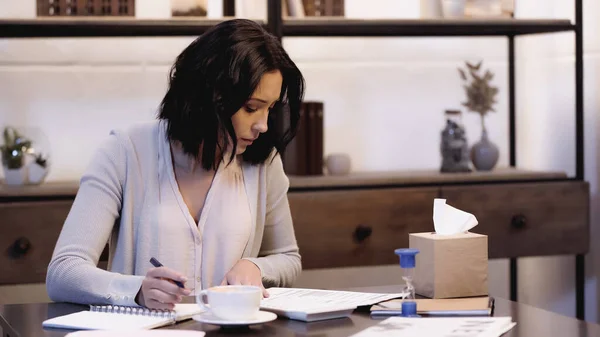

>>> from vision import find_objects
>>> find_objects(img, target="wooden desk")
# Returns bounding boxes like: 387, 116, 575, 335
1, 285, 599, 337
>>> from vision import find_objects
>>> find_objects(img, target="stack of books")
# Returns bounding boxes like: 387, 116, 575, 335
283, 101, 324, 176
370, 296, 495, 317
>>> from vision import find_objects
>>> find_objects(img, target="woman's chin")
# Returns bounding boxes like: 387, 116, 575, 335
235, 145, 247, 155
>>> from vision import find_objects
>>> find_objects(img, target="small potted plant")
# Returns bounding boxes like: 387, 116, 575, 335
458, 60, 500, 171
0, 127, 32, 185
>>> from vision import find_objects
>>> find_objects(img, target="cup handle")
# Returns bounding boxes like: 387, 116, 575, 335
196, 290, 210, 311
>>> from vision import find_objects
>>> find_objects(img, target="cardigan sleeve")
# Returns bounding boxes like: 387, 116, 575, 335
244, 152, 302, 287
46, 131, 144, 306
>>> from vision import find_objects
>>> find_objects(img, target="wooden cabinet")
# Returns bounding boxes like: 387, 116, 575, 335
288, 180, 589, 269
0, 170, 590, 285
288, 187, 438, 269
441, 181, 589, 258
0, 201, 72, 285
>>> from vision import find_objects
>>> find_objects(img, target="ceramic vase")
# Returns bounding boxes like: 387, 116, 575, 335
325, 153, 351, 176
470, 128, 499, 171
2, 166, 28, 185
28, 162, 49, 185
1, 126, 51, 186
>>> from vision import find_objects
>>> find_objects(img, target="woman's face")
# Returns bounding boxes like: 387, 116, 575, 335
231, 70, 283, 155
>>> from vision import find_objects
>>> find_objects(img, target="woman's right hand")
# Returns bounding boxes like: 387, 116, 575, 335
136, 267, 192, 309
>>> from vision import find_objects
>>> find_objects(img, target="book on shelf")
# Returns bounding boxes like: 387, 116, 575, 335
303, 0, 344, 16
283, 101, 323, 176
306, 101, 324, 175
283, 102, 308, 175
37, 0, 135, 17
370, 296, 494, 317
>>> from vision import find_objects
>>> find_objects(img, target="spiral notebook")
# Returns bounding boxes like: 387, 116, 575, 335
42, 304, 204, 331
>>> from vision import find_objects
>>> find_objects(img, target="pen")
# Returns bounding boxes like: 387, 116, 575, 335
149, 257, 185, 288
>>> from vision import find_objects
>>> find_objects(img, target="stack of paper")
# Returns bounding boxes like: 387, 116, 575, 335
261, 287, 408, 322
350, 316, 516, 337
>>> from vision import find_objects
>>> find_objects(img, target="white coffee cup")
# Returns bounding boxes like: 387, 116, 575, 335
196, 285, 261, 321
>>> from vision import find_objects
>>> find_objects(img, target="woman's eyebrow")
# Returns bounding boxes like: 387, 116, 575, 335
248, 97, 268, 103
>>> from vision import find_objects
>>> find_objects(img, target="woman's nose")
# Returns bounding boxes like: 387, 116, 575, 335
253, 120, 268, 134
252, 111, 269, 133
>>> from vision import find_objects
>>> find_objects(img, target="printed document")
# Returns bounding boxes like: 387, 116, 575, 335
350, 316, 516, 337
260, 287, 408, 322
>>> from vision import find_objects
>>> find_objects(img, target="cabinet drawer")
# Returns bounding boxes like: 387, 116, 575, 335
0, 201, 71, 285
441, 181, 589, 258
288, 187, 438, 269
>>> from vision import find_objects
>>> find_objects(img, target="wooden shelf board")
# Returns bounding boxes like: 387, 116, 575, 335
0, 181, 79, 198
283, 18, 575, 37
0, 17, 265, 38
0, 17, 574, 38
0, 168, 569, 198
288, 167, 569, 190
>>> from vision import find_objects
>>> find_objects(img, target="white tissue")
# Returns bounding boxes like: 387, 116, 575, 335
433, 198, 478, 235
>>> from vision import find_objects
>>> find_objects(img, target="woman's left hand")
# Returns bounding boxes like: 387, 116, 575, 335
220, 259, 269, 298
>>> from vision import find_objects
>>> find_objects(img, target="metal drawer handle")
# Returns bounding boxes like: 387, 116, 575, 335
511, 214, 527, 229
8, 237, 31, 259
353, 225, 372, 243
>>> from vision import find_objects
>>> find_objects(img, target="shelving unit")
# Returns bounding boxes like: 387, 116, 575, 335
282, 17, 575, 36
0, 17, 264, 38
0, 17, 575, 38
267, 0, 585, 321
0, 0, 586, 320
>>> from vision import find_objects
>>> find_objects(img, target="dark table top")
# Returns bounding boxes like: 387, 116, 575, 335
1, 285, 599, 337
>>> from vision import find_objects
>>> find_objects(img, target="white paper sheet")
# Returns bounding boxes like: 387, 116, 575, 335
350, 316, 516, 337
261, 287, 408, 312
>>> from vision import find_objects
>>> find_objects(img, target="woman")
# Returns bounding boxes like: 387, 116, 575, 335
46, 19, 305, 310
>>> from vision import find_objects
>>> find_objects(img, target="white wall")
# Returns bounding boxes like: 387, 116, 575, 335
0, 0, 598, 322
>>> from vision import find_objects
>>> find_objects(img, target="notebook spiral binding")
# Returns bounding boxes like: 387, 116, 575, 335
90, 305, 177, 320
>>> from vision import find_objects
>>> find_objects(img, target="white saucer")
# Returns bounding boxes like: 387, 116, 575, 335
192, 310, 277, 326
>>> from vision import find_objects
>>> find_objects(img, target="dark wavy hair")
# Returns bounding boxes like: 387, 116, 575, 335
158, 19, 305, 170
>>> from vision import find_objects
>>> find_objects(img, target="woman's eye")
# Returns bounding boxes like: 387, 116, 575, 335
244, 106, 257, 113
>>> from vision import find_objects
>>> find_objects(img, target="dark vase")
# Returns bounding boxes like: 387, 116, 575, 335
440, 110, 471, 173
470, 128, 499, 171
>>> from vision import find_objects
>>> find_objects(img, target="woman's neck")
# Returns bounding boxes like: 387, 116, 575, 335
170, 142, 200, 173
170, 141, 234, 173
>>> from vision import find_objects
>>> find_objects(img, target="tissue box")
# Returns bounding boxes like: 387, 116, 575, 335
409, 232, 488, 299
